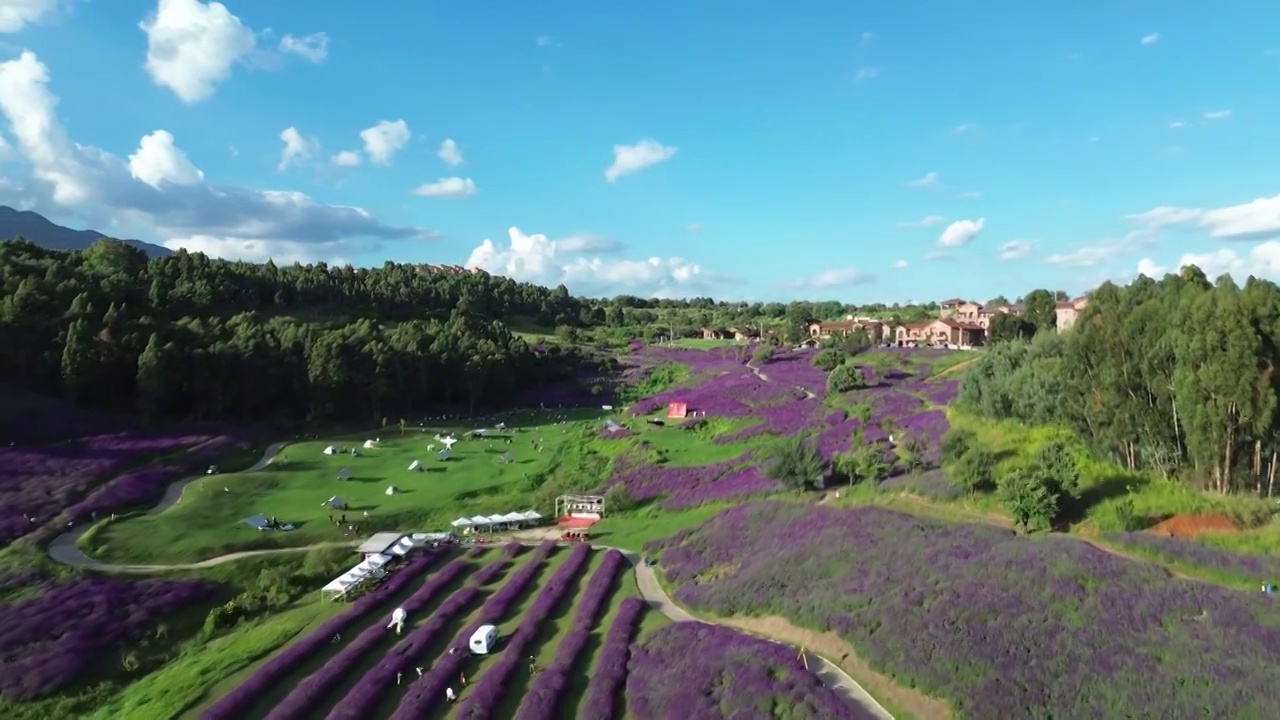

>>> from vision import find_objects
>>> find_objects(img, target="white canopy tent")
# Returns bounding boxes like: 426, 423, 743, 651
408, 460, 422, 471
469, 515, 493, 526
450, 517, 474, 529
321, 552, 393, 601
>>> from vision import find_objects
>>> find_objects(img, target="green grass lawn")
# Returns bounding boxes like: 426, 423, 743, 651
668, 338, 743, 349
84, 410, 606, 564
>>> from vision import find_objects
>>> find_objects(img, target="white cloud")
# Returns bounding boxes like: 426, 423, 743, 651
998, 239, 1035, 261
953, 123, 976, 134
688, 223, 703, 233
860, 32, 874, 45
0, 50, 431, 263
854, 67, 877, 83
937, 218, 984, 247
1141, 32, 1160, 45
1045, 243, 1123, 267
360, 119, 410, 165
413, 177, 476, 198
437, 138, 463, 166
957, 191, 981, 199
891, 259, 908, 269
897, 214, 945, 228
465, 227, 715, 297
907, 172, 937, 187
555, 233, 620, 253
128, 130, 204, 188
787, 267, 872, 289
278, 32, 328, 63
1136, 242, 1280, 282
277, 126, 318, 171
0, 0, 57, 32
330, 150, 360, 167
1168, 120, 1185, 129
604, 139, 677, 183
535, 35, 556, 48
922, 250, 947, 261
1088, 136, 1101, 143
1128, 194, 1280, 241
140, 0, 256, 103
1203, 109, 1232, 120
164, 235, 353, 265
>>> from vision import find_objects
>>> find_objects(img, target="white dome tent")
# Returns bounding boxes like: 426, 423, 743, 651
385, 485, 398, 496
323, 445, 338, 455
407, 459, 422, 471
363, 439, 378, 449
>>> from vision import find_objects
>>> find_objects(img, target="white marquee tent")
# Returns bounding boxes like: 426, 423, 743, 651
321, 552, 394, 601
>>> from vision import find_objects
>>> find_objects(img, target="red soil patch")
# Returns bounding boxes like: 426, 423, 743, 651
1149, 513, 1238, 539
557, 516, 598, 528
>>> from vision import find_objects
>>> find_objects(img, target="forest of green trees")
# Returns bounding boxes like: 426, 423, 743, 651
0, 240, 600, 424
960, 266, 1280, 497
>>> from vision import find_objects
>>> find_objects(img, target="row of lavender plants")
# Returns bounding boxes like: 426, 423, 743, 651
650, 501, 1280, 719
264, 548, 483, 720
323, 543, 526, 720
202, 549, 443, 720
385, 540, 559, 720
456, 543, 594, 719
626, 622, 879, 719
578, 597, 646, 720
1, 576, 219, 700
1103, 531, 1280, 580
515, 549, 627, 720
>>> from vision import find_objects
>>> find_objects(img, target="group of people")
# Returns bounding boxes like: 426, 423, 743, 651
440, 652, 539, 703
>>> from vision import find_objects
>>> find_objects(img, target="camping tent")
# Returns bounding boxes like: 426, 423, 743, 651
337, 468, 352, 480
407, 460, 422, 471
242, 514, 271, 530
325, 496, 348, 509
363, 439, 377, 449
437, 450, 450, 461
385, 485, 398, 496
323, 445, 338, 455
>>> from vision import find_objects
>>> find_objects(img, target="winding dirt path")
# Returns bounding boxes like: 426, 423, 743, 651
747, 359, 818, 400
45, 442, 328, 571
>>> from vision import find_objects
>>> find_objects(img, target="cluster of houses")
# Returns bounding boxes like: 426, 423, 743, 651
802, 295, 1091, 349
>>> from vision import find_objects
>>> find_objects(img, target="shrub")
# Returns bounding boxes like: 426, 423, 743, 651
811, 349, 842, 371
826, 363, 866, 393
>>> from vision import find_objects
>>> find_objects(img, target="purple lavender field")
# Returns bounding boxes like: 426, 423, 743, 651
0, 575, 219, 700
601, 342, 961, 508
649, 501, 1280, 719
626, 623, 879, 720
0, 432, 235, 546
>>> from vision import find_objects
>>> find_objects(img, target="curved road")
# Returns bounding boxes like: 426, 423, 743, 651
47, 413, 892, 717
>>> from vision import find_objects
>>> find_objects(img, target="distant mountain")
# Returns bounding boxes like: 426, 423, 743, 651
0, 206, 173, 257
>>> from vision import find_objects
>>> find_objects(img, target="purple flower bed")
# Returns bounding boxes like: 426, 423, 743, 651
1104, 532, 1280, 580
897, 410, 949, 466
203, 550, 440, 720
920, 379, 959, 405
650, 502, 1280, 719
578, 597, 645, 720
1, 576, 218, 700
515, 550, 627, 720
387, 541, 557, 720
626, 622, 877, 719
756, 350, 828, 395
323, 548, 520, 720
0, 433, 227, 544
456, 543, 593, 720
65, 436, 237, 522
606, 451, 779, 509
265, 550, 465, 720
600, 427, 632, 439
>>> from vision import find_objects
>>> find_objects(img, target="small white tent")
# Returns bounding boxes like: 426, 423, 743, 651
407, 460, 422, 471
385, 485, 398, 496
337, 468, 352, 480
450, 517, 474, 529
325, 496, 348, 509
323, 445, 338, 455
363, 439, 378, 449
437, 450, 451, 461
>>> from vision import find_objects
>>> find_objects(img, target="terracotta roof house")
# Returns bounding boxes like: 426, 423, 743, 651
808, 320, 887, 343
895, 318, 985, 347
1055, 295, 1090, 333
939, 298, 983, 323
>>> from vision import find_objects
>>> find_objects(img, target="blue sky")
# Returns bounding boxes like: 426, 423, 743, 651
1, 0, 1279, 302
